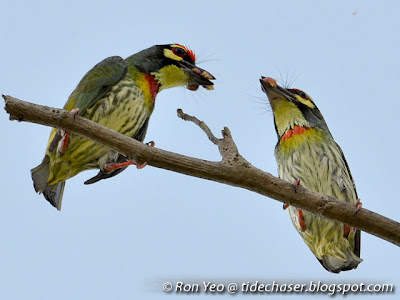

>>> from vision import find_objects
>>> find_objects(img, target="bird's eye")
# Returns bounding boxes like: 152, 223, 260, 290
289, 89, 310, 100
172, 47, 186, 57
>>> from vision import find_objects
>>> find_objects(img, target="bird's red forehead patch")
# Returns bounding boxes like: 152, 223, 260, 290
175, 44, 196, 62
262, 77, 277, 88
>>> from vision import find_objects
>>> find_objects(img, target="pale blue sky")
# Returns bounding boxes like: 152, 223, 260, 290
1, 1, 399, 299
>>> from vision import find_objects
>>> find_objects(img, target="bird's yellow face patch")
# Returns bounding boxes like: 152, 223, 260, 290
151, 65, 189, 90
294, 94, 315, 109
271, 98, 309, 136
164, 48, 183, 61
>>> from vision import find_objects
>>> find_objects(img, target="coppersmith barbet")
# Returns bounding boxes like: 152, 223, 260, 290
260, 76, 362, 273
31, 44, 215, 210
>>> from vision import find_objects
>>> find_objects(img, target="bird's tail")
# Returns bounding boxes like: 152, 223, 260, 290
319, 249, 363, 273
31, 155, 65, 210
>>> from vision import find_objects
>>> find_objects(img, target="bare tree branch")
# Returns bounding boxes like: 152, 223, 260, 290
4, 95, 400, 247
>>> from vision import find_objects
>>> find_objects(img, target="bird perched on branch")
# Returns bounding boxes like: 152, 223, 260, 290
31, 44, 215, 210
260, 76, 362, 273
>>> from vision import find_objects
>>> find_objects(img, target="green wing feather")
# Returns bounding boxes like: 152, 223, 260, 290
64, 56, 128, 115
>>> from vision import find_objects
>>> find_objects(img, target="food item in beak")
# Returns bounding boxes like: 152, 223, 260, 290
187, 67, 215, 91
187, 85, 200, 91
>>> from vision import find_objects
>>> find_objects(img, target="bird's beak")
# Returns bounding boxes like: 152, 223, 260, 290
179, 61, 216, 91
260, 76, 295, 102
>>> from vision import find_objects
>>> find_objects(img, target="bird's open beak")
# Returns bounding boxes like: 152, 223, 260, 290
260, 76, 295, 102
179, 61, 216, 91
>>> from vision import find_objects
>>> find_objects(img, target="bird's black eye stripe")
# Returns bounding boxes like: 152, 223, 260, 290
172, 47, 186, 57
288, 88, 310, 100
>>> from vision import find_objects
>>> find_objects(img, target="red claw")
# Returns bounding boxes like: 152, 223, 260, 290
71, 108, 79, 119
104, 160, 145, 172
104, 140, 155, 172
298, 209, 306, 231
146, 141, 155, 147
354, 199, 363, 216
59, 130, 70, 154
58, 108, 79, 153
293, 179, 301, 193
344, 225, 351, 238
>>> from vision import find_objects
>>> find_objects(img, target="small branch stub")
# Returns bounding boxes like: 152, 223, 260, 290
177, 108, 246, 165
4, 95, 23, 121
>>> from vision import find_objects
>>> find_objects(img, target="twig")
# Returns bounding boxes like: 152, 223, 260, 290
177, 109, 245, 165
177, 109, 220, 145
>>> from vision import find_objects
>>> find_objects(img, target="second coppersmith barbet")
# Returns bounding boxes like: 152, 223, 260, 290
260, 77, 362, 273
31, 44, 215, 210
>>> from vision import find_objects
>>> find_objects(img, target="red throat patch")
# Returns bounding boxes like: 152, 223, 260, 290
144, 74, 159, 101
281, 126, 311, 142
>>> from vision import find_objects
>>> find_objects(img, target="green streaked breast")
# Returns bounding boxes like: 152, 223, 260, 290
275, 129, 358, 259
47, 78, 152, 184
